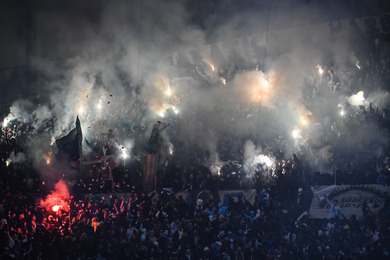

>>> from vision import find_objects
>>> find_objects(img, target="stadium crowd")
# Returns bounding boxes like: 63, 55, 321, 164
1, 19, 390, 259
1, 168, 390, 259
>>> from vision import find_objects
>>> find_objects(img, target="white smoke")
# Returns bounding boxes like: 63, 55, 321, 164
8, 151, 27, 164
243, 140, 275, 175
347, 91, 366, 107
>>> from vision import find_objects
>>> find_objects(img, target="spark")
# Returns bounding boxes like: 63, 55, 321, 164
318, 67, 323, 75
78, 106, 84, 114
6, 158, 11, 167
43, 154, 51, 165
97, 99, 103, 110
173, 107, 179, 114
169, 147, 174, 155
211, 64, 215, 72
301, 118, 308, 126
340, 110, 345, 116
356, 61, 360, 69
166, 88, 171, 96
52, 205, 60, 212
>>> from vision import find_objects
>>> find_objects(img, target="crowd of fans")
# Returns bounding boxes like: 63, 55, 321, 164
1, 15, 390, 259
1, 172, 390, 259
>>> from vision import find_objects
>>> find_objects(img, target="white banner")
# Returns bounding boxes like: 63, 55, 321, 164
309, 184, 389, 219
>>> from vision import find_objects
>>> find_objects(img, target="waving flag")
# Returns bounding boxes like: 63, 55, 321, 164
56, 116, 83, 168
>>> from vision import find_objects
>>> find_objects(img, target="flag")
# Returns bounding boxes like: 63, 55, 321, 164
56, 116, 83, 168
143, 154, 156, 191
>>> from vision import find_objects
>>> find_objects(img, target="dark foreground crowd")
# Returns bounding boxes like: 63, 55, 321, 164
1, 174, 390, 259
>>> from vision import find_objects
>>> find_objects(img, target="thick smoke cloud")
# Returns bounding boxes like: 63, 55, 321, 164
3, 0, 389, 177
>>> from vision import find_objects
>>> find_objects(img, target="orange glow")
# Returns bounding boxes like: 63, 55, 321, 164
43, 153, 51, 165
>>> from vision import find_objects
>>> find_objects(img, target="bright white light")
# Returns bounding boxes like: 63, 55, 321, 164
79, 106, 84, 114
263, 157, 274, 167
292, 129, 300, 139
340, 110, 345, 116
120, 146, 129, 159
166, 88, 171, 96
159, 111, 165, 117
221, 78, 226, 85
169, 147, 174, 155
211, 64, 215, 71
122, 152, 129, 159
97, 100, 102, 110
3, 118, 9, 127
263, 80, 269, 89
318, 67, 323, 74
301, 117, 308, 126
173, 107, 179, 114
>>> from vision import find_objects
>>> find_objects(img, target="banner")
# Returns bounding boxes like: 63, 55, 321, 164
195, 189, 257, 207
217, 189, 257, 207
143, 154, 157, 191
309, 184, 390, 219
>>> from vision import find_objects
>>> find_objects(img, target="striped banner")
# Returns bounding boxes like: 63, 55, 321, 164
143, 154, 157, 191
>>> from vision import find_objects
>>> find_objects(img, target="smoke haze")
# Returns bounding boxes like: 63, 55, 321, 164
2, 0, 389, 177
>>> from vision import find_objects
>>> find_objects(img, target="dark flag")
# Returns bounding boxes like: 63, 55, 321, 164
56, 116, 83, 168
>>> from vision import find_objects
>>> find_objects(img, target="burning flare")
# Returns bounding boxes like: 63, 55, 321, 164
221, 77, 226, 85
78, 105, 84, 114
39, 180, 70, 212
43, 153, 52, 165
